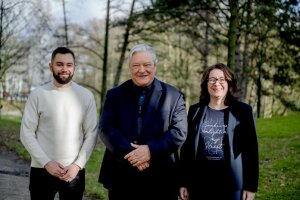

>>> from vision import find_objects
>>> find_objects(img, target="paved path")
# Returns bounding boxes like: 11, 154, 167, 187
0, 146, 31, 200
0, 146, 94, 200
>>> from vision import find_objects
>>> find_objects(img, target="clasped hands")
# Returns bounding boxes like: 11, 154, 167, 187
44, 161, 81, 182
124, 143, 151, 171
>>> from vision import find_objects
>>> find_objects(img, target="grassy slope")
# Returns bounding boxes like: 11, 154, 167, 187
0, 113, 299, 200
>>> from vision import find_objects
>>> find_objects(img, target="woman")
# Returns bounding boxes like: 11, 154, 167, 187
179, 63, 259, 200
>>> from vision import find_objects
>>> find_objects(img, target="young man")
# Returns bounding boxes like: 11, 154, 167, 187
20, 47, 98, 200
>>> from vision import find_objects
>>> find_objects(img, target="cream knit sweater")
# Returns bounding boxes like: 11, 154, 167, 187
20, 81, 98, 169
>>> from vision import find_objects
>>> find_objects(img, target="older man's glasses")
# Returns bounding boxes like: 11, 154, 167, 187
207, 77, 227, 84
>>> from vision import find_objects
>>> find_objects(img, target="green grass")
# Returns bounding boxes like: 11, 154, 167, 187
0, 116, 30, 161
255, 113, 300, 199
1, 113, 300, 200
85, 142, 108, 200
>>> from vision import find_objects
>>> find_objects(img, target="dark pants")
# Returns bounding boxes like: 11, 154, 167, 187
107, 169, 178, 200
189, 188, 242, 200
108, 185, 178, 200
29, 167, 85, 200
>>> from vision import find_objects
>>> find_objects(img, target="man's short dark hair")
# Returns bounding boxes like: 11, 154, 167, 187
51, 47, 76, 63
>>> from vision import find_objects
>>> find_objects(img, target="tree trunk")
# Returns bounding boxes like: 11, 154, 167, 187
113, 0, 136, 87
227, 0, 238, 70
240, 0, 252, 101
62, 0, 69, 47
100, 0, 110, 114
203, 10, 209, 69
0, 0, 4, 78
256, 62, 262, 118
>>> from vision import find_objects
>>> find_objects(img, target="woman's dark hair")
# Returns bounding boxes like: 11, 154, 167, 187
199, 63, 238, 106
51, 47, 76, 63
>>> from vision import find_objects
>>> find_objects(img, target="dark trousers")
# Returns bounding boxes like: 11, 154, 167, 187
189, 188, 242, 200
107, 172, 178, 200
29, 167, 85, 200
108, 185, 178, 200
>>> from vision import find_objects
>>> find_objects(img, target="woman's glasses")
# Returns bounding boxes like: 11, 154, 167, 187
207, 77, 227, 84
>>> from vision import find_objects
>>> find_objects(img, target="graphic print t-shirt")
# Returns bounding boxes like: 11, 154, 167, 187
196, 107, 230, 191
199, 107, 228, 161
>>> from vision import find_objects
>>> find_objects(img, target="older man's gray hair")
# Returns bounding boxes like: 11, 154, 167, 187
129, 44, 158, 64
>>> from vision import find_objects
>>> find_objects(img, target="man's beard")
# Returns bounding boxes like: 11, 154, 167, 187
53, 72, 73, 84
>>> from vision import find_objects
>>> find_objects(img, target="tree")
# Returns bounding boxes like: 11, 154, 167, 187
113, 0, 136, 87
61, 0, 69, 47
227, 0, 239, 70
101, 0, 110, 113
0, 0, 30, 93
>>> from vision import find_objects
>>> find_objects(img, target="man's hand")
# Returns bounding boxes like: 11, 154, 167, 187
60, 163, 81, 182
179, 187, 189, 200
44, 160, 66, 178
136, 161, 150, 171
243, 190, 255, 200
124, 143, 151, 169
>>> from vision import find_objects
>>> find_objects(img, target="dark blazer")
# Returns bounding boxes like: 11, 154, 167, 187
180, 102, 259, 193
98, 78, 187, 192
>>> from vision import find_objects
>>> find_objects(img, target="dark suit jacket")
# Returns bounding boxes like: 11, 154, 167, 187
180, 102, 259, 193
98, 78, 187, 191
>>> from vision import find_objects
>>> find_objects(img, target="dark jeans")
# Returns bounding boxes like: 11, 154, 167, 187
29, 167, 85, 200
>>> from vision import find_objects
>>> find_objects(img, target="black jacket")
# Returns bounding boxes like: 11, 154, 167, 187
180, 102, 259, 192
99, 78, 188, 193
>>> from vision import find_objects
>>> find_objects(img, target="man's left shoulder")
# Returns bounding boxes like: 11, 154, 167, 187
158, 80, 181, 94
72, 82, 94, 97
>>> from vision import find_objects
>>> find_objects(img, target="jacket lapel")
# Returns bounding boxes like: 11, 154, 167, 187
123, 82, 138, 132
194, 105, 207, 158
143, 79, 163, 129
227, 107, 236, 159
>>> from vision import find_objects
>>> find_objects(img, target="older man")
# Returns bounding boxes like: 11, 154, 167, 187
98, 44, 187, 200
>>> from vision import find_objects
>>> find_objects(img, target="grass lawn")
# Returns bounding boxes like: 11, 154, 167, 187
255, 113, 300, 199
0, 112, 299, 200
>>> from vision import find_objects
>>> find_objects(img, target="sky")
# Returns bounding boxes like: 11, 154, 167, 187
50, 0, 107, 25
